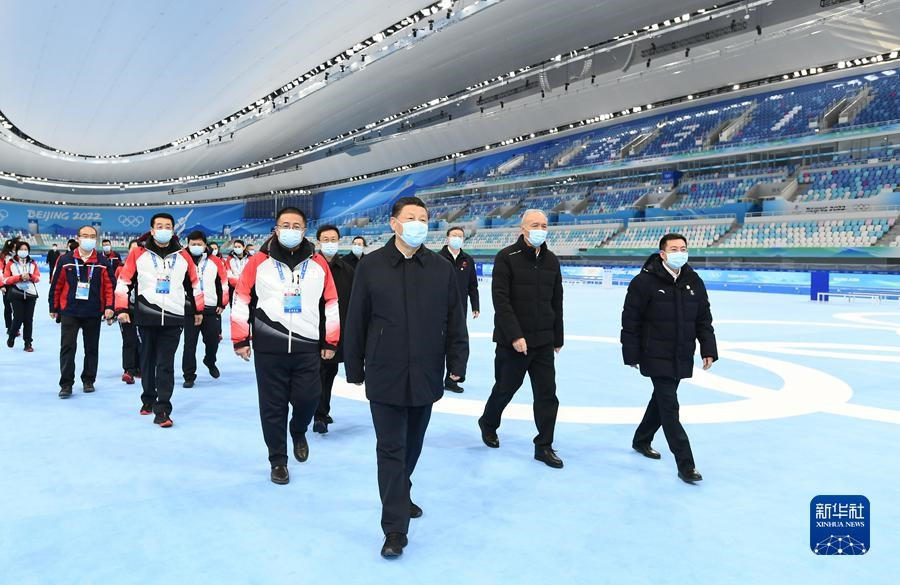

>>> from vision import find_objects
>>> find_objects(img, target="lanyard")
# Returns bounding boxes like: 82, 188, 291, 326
149, 252, 173, 276
73, 257, 98, 283
199, 257, 210, 291
275, 258, 309, 287
15, 261, 30, 275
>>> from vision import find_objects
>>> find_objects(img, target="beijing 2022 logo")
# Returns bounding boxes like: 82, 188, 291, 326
810, 495, 870, 555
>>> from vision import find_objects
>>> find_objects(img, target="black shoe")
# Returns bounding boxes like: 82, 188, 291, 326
313, 419, 328, 434
325, 415, 333, 424
534, 446, 564, 469
271, 465, 289, 485
410, 501, 423, 519
444, 379, 464, 393
6, 338, 13, 348
58, 386, 73, 399
632, 443, 661, 459
381, 533, 408, 559
478, 417, 499, 448
183, 378, 195, 388
83, 382, 95, 393
678, 468, 703, 483
153, 412, 174, 428
293, 435, 309, 462
204, 360, 220, 379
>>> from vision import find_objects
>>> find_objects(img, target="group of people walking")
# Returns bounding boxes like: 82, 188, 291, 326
2, 196, 718, 559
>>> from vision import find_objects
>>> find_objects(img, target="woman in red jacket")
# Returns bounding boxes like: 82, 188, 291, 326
3, 241, 40, 351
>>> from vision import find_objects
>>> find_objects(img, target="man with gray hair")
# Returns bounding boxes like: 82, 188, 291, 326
478, 209, 565, 468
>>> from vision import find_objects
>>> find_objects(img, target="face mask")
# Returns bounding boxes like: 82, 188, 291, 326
399, 220, 428, 248
210, 249, 218, 256
665, 251, 689, 270
102, 245, 111, 253
189, 245, 205, 256
154, 229, 173, 245
278, 228, 304, 249
320, 242, 340, 257
247, 249, 255, 256
17, 250, 28, 259
232, 247, 244, 255
80, 238, 97, 252
527, 229, 547, 248
52, 246, 58, 251
351, 244, 364, 257
448, 236, 464, 250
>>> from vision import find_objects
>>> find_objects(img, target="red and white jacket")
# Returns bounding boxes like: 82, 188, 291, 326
232, 238, 340, 354
225, 252, 250, 288
115, 240, 204, 326
191, 252, 229, 313
2, 257, 41, 298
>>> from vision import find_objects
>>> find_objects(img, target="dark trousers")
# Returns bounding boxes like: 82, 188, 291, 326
59, 315, 101, 387
9, 295, 36, 345
316, 361, 339, 422
182, 313, 221, 380
120, 320, 141, 375
138, 325, 182, 415
370, 401, 433, 535
254, 350, 322, 466
481, 343, 559, 446
633, 376, 695, 472
3, 292, 12, 331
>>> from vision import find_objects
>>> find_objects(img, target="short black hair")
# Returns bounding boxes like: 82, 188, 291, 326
102, 239, 111, 245
391, 196, 427, 218
150, 213, 175, 227
231, 239, 244, 246
446, 226, 465, 237
352, 236, 367, 246
659, 233, 688, 250
275, 207, 307, 223
187, 230, 207, 243
246, 243, 255, 248
16, 241, 31, 253
127, 239, 140, 248
317, 224, 341, 240
67, 239, 77, 245
209, 241, 219, 249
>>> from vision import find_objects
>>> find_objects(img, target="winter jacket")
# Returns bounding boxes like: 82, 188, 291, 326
48, 250, 114, 318
439, 246, 480, 313
3, 257, 41, 299
318, 254, 354, 363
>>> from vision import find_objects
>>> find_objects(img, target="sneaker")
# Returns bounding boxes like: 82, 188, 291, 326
122, 372, 135, 384
153, 412, 174, 428
24, 345, 33, 352
381, 533, 408, 559
139, 403, 153, 415
58, 386, 73, 399
6, 338, 13, 348
204, 359, 220, 379
183, 378, 195, 388
83, 382, 95, 393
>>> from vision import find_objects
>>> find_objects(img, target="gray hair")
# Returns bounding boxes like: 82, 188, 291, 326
520, 209, 548, 226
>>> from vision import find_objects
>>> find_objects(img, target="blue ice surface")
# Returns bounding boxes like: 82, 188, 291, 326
1, 276, 898, 585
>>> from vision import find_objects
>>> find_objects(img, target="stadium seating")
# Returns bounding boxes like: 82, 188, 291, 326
721, 215, 895, 248
606, 218, 734, 249
795, 163, 899, 201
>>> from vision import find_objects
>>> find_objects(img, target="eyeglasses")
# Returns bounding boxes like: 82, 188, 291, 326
278, 223, 305, 230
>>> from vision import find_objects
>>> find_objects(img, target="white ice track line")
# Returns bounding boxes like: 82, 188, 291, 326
332, 328, 900, 426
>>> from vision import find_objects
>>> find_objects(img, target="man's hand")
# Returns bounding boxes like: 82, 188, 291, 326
104, 309, 115, 324
512, 338, 528, 355
702, 356, 714, 370
194, 314, 203, 327
50, 312, 58, 320
118, 312, 130, 324
21, 273, 30, 282
449, 374, 461, 381
472, 310, 480, 319
235, 346, 251, 361
321, 349, 335, 360
216, 307, 224, 315
629, 364, 639, 370
554, 347, 562, 354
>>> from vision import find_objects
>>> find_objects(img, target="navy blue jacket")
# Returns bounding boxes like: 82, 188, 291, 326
49, 250, 114, 319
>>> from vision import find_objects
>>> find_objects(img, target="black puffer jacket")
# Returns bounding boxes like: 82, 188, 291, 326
492, 235, 564, 349
620, 253, 718, 380
344, 237, 469, 407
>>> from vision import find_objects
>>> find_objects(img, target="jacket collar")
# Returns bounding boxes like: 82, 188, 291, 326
145, 237, 181, 257
514, 234, 546, 260
440, 245, 468, 263
642, 252, 696, 285
264, 236, 315, 267
386, 236, 427, 266
73, 249, 99, 263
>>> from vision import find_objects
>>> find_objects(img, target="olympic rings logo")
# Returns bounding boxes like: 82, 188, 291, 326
0, 209, 8, 222
118, 215, 143, 227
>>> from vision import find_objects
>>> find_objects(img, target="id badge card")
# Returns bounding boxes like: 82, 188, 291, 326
283, 288, 302, 314
156, 277, 171, 294
75, 282, 91, 300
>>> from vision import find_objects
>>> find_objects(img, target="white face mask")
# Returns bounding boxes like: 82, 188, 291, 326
448, 236, 464, 250
102, 245, 111, 253
320, 242, 340, 257
351, 244, 364, 257
232, 246, 244, 255
17, 250, 28, 259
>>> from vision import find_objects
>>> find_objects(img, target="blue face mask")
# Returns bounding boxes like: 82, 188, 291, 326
17, 250, 28, 259
351, 244, 364, 257
189, 245, 205, 256
665, 251, 689, 269
448, 236, 464, 250
79, 238, 97, 252
527, 229, 547, 247
320, 242, 340, 257
399, 220, 428, 248
278, 228, 304, 249
154, 229, 173, 245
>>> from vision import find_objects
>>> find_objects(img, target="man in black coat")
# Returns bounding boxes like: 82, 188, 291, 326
46, 243, 61, 281
342, 235, 366, 268
478, 209, 565, 469
344, 196, 469, 559
314, 224, 355, 434
438, 225, 480, 393
620, 233, 718, 484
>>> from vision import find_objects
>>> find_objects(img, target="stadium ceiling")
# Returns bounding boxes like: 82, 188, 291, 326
1, 0, 899, 201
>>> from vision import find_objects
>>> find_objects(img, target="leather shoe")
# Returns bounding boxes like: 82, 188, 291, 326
478, 417, 499, 448
444, 380, 464, 393
313, 419, 328, 434
204, 359, 220, 379
58, 386, 73, 399
183, 379, 195, 388
293, 435, 309, 462
410, 501, 423, 519
83, 382, 95, 393
270, 465, 289, 485
381, 533, 408, 559
632, 443, 661, 459
534, 446, 564, 469
678, 468, 703, 483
